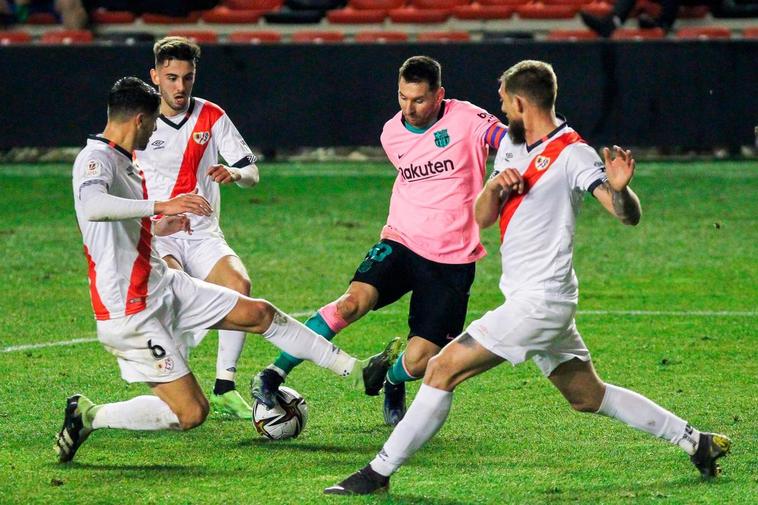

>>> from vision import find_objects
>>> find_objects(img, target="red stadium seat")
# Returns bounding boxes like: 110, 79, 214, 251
201, 6, 265, 23
224, 0, 283, 10
453, 3, 515, 20
351, 0, 404, 8
611, 27, 665, 39
544, 0, 591, 5
90, 9, 136, 24
229, 31, 283, 43
142, 12, 203, 24
417, 31, 471, 42
743, 27, 758, 39
580, 1, 612, 17
167, 30, 219, 44
25, 12, 57, 24
547, 29, 598, 40
41, 29, 93, 44
0, 31, 32, 45
479, 0, 528, 5
327, 7, 387, 23
412, 0, 469, 8
389, 7, 450, 23
291, 31, 345, 43
676, 26, 731, 39
354, 30, 408, 42
516, 4, 579, 19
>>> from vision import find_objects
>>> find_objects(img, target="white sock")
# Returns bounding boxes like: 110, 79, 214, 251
597, 383, 700, 455
370, 384, 453, 477
217, 330, 245, 381
261, 310, 350, 375
91, 396, 181, 431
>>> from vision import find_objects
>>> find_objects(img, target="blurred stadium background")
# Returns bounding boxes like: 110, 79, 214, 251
0, 0, 756, 161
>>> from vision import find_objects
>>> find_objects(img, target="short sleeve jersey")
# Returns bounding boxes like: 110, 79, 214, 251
380, 99, 505, 264
134, 97, 256, 240
72, 136, 168, 320
493, 123, 606, 301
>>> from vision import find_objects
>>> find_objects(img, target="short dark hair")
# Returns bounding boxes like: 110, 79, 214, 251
399, 56, 442, 91
107, 76, 160, 121
153, 36, 201, 67
500, 60, 557, 111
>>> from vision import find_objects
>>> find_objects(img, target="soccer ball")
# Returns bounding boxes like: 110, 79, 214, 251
252, 386, 308, 440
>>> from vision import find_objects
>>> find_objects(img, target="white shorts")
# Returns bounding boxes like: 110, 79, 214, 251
96, 269, 240, 384
466, 295, 590, 377
153, 235, 237, 281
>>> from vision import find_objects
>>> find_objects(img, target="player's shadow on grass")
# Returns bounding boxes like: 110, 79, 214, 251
240, 439, 378, 454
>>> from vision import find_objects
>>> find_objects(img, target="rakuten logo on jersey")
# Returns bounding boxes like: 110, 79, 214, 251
399, 159, 455, 182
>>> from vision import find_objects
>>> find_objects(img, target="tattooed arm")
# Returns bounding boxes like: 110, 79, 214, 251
592, 146, 642, 226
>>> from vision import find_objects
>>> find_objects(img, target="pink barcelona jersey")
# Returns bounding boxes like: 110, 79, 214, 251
380, 99, 507, 264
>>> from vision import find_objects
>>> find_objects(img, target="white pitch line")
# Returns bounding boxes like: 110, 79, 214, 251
577, 310, 758, 317
1, 337, 98, 353
2, 309, 754, 354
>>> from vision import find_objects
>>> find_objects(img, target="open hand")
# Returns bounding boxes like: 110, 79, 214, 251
603, 145, 635, 192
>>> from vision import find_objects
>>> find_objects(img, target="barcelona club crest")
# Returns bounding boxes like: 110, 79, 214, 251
193, 131, 211, 145
535, 155, 551, 171
434, 129, 450, 148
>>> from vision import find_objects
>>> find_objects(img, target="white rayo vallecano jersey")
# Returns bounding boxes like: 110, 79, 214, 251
73, 136, 168, 320
493, 123, 606, 301
135, 97, 256, 239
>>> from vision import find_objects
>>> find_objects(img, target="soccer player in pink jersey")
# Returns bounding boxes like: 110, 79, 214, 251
253, 56, 508, 426
325, 60, 731, 495
134, 37, 261, 419
55, 77, 399, 463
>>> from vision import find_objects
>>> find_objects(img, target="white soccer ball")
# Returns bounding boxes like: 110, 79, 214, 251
252, 386, 308, 440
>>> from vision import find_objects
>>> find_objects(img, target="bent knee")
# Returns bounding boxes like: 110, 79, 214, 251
335, 294, 365, 322
177, 400, 209, 430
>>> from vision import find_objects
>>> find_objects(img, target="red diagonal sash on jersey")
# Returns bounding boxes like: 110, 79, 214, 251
83, 245, 110, 320
124, 171, 154, 316
169, 101, 224, 198
499, 131, 583, 241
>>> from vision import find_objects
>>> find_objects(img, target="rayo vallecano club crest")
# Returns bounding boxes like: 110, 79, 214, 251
535, 155, 551, 171
193, 131, 211, 145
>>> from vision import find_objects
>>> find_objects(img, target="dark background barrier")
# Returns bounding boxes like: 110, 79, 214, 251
0, 41, 756, 151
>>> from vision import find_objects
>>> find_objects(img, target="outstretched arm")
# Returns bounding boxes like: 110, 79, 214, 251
474, 168, 524, 229
80, 183, 212, 222
592, 146, 642, 226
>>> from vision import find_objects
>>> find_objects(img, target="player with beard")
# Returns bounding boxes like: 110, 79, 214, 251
253, 56, 508, 426
134, 37, 260, 419
325, 60, 731, 495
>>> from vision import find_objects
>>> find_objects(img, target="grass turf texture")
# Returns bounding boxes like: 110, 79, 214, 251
0, 160, 755, 504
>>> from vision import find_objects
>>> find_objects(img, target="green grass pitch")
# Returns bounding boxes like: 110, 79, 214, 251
0, 160, 756, 504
